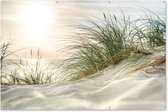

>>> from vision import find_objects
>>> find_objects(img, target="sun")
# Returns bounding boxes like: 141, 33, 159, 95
16, 2, 53, 42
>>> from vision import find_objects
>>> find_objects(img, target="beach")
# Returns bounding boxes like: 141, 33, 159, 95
1, 46, 166, 110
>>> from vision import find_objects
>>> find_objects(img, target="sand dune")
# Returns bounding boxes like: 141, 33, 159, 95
1, 48, 166, 110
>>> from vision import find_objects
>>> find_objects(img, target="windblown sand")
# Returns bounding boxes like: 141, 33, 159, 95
1, 47, 166, 110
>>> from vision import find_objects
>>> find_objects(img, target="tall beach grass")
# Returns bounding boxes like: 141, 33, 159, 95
1, 10, 166, 84
0, 42, 22, 85
58, 10, 166, 80
15, 49, 56, 84
1, 43, 57, 85
134, 10, 166, 48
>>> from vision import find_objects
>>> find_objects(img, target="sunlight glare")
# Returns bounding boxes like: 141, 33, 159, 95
16, 3, 53, 42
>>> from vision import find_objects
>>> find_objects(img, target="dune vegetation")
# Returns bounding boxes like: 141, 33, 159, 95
0, 10, 166, 85
58, 10, 165, 81
0, 45, 56, 85
0, 42, 22, 85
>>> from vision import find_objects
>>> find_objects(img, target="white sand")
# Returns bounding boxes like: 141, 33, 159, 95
1, 48, 166, 110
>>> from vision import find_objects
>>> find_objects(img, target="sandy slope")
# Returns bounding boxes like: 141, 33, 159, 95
1, 47, 166, 110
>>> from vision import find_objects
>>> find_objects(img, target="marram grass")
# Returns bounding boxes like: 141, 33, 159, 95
0, 42, 22, 85
15, 49, 55, 84
1, 10, 166, 84
58, 11, 165, 81
1, 46, 56, 85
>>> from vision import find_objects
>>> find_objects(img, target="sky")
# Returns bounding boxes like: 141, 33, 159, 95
1, 0, 166, 61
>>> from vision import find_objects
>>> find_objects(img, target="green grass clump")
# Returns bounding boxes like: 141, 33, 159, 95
58, 11, 165, 81
0, 42, 21, 85
1, 44, 56, 85
16, 49, 55, 84
58, 13, 137, 80
134, 10, 166, 48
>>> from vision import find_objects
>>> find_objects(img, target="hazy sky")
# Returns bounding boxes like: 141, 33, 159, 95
1, 0, 165, 60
